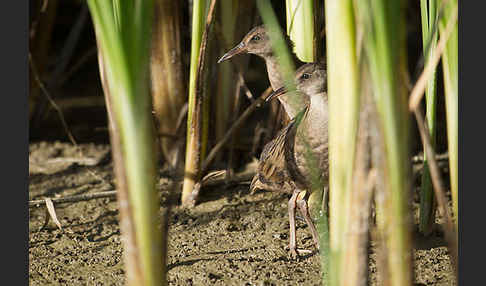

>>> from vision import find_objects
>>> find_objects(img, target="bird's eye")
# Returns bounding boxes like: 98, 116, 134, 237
251, 35, 261, 41
301, 73, 311, 80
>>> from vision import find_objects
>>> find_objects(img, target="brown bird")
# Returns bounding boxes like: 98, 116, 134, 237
217, 25, 308, 119
251, 62, 328, 258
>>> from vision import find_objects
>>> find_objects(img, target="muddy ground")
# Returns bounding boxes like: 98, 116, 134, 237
29, 142, 455, 285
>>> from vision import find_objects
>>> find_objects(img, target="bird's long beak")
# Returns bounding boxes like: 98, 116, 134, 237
266, 86, 288, 102
217, 42, 246, 63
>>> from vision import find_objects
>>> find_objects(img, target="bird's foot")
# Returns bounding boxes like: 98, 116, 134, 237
286, 246, 313, 259
289, 248, 298, 259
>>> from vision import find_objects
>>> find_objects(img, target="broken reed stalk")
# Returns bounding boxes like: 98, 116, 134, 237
151, 0, 186, 170
439, 0, 458, 231
182, 0, 210, 206
419, 0, 439, 235
285, 0, 315, 62
87, 1, 165, 285
181, 0, 217, 206
355, 0, 413, 285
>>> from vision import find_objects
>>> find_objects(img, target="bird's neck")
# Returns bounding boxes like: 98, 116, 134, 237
263, 50, 302, 90
264, 55, 285, 91
305, 92, 328, 134
263, 53, 305, 118
278, 92, 309, 119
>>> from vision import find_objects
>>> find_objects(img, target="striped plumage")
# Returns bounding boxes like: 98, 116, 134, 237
249, 114, 299, 195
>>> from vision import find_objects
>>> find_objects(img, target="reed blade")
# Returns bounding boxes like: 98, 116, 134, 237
87, 0, 165, 285
418, 0, 439, 236
439, 0, 458, 231
286, 0, 315, 62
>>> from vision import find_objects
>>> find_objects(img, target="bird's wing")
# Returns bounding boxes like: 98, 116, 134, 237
250, 118, 297, 194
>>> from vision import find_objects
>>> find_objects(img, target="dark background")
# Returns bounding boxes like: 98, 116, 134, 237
28, 0, 450, 158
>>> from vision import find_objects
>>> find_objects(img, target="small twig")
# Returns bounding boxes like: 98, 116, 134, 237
29, 190, 117, 208
236, 71, 255, 101
29, 53, 77, 145
174, 103, 189, 137
54, 95, 106, 109
29, 167, 256, 209
43, 157, 101, 166
408, 3, 458, 111
44, 198, 63, 230
201, 87, 273, 173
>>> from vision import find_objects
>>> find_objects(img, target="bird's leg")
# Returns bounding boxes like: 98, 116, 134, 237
288, 192, 299, 258
297, 193, 320, 250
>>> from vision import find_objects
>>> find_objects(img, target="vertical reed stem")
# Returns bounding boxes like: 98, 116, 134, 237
87, 1, 165, 284
325, 0, 360, 284
151, 0, 186, 169
419, 0, 439, 235
182, 0, 210, 206
439, 0, 458, 230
